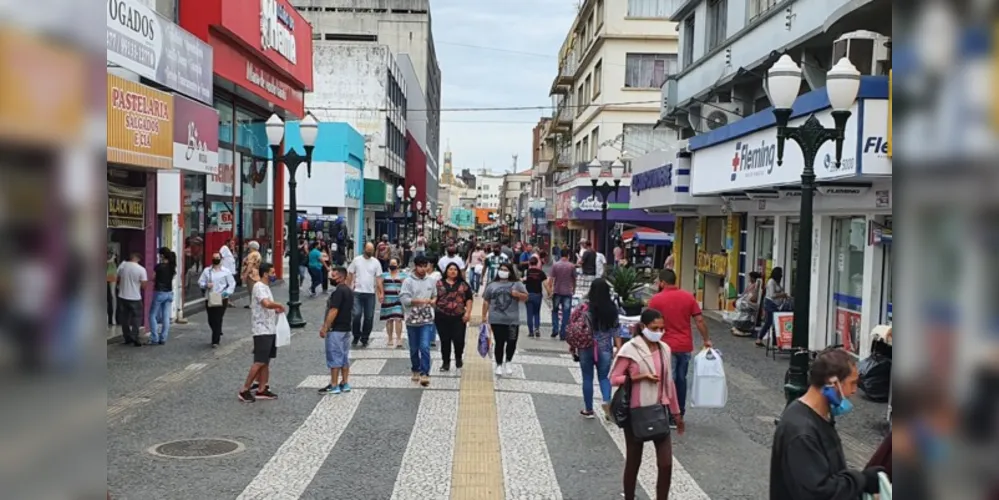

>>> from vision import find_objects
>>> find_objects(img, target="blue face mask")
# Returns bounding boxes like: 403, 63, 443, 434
268, 275, 277, 284
822, 384, 854, 418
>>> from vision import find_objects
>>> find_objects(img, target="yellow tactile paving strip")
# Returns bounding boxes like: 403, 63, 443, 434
450, 300, 505, 500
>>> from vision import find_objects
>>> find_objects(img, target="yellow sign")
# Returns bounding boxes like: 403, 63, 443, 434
887, 70, 892, 158
108, 183, 146, 230
107, 74, 174, 169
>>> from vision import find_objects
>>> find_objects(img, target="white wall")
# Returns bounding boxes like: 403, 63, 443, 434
397, 54, 428, 148
475, 172, 504, 210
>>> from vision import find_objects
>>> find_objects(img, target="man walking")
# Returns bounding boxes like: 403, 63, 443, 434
399, 256, 437, 387
347, 242, 383, 347
548, 248, 576, 340
319, 267, 353, 395
117, 253, 147, 347
238, 263, 285, 403
647, 269, 712, 424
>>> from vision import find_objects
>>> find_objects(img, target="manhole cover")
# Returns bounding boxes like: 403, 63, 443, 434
148, 438, 245, 459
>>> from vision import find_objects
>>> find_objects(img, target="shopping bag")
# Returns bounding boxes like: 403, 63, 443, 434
477, 324, 491, 358
690, 348, 727, 409
275, 314, 292, 347
863, 472, 891, 500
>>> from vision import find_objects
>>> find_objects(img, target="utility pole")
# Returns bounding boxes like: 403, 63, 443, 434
512, 154, 518, 173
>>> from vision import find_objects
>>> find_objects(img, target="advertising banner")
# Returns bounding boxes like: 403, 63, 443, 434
106, 0, 213, 104
107, 74, 174, 169
173, 95, 219, 174
451, 208, 475, 229
774, 312, 794, 351
108, 183, 146, 229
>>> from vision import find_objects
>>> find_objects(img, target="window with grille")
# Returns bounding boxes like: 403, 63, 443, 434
625, 53, 678, 89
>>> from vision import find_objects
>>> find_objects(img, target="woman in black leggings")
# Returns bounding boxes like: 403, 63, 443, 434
481, 263, 528, 377
434, 263, 474, 374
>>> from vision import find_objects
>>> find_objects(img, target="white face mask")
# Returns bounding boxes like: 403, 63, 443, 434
497, 270, 510, 280
642, 328, 664, 343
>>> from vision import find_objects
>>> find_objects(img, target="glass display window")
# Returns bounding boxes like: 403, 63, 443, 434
754, 218, 774, 281
829, 216, 867, 354
182, 173, 206, 304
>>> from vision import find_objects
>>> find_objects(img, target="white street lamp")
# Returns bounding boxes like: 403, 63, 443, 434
587, 158, 603, 180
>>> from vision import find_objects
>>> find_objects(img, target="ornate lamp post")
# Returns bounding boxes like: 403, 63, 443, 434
265, 113, 319, 329
767, 55, 860, 405
397, 185, 417, 241
587, 158, 626, 257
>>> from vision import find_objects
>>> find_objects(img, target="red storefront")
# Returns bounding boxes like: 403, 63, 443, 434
404, 132, 429, 235
177, 0, 313, 293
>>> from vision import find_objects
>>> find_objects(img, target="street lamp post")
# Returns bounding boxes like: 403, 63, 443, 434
265, 113, 319, 329
435, 207, 443, 243
587, 158, 626, 256
397, 185, 418, 242
767, 55, 860, 405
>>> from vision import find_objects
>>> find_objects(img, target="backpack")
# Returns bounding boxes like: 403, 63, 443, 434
565, 304, 595, 350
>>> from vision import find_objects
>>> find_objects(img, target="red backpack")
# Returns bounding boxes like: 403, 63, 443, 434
565, 303, 595, 350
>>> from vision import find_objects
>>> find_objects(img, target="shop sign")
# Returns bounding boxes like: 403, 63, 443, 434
859, 100, 891, 175
345, 169, 363, 202
207, 149, 240, 197
108, 183, 145, 230
774, 312, 794, 350
106, 0, 213, 104
631, 164, 673, 195
691, 104, 861, 195
173, 95, 219, 174
572, 196, 604, 212
260, 0, 297, 64
451, 208, 475, 229
817, 186, 869, 197
107, 74, 174, 169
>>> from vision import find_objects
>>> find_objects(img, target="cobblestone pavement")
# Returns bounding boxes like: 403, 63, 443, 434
108, 285, 888, 500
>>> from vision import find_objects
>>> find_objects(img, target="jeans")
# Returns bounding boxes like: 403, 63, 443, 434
757, 298, 780, 341
148, 291, 174, 344
469, 269, 481, 294
525, 293, 543, 335
308, 267, 324, 294
407, 324, 435, 375
352, 293, 377, 344
551, 294, 573, 339
119, 298, 143, 344
578, 344, 613, 412
298, 265, 308, 284
671, 352, 692, 416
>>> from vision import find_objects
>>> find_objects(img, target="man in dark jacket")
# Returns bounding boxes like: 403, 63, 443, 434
770, 348, 886, 500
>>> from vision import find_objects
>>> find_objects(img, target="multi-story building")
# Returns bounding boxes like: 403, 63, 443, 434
474, 170, 504, 211
541, 0, 682, 175
397, 53, 438, 223
294, 0, 442, 165
500, 170, 531, 226
635, 0, 891, 356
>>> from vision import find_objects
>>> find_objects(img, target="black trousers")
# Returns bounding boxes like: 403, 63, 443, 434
435, 314, 467, 368
491, 324, 519, 365
119, 298, 143, 344
107, 283, 115, 325
205, 300, 228, 345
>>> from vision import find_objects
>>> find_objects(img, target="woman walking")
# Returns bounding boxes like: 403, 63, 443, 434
319, 242, 332, 294
198, 252, 236, 348
435, 262, 474, 374
522, 257, 547, 338
149, 247, 177, 345
482, 263, 529, 377
569, 278, 620, 419
756, 267, 790, 347
376, 258, 407, 348
611, 309, 684, 500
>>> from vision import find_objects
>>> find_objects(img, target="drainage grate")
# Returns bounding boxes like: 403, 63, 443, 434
148, 438, 245, 459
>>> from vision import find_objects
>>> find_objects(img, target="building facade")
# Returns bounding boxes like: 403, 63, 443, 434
294, 0, 442, 165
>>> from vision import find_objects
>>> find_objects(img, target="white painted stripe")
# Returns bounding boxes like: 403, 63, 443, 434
495, 379, 579, 397
496, 392, 563, 499
515, 354, 577, 367
297, 375, 461, 391
349, 359, 387, 375
390, 391, 459, 500
236, 390, 365, 500
597, 420, 711, 500
349, 350, 576, 368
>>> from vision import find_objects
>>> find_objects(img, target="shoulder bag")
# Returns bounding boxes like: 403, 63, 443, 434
628, 349, 672, 442
206, 272, 224, 308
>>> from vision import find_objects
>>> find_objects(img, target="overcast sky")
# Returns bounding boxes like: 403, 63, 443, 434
432, 0, 578, 175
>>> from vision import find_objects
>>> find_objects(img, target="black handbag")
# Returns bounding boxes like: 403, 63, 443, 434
628, 350, 672, 442
610, 375, 632, 429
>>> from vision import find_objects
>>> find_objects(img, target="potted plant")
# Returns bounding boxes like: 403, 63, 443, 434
609, 267, 646, 316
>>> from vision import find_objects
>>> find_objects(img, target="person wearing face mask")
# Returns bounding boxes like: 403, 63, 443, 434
769, 348, 886, 500
610, 309, 683, 500
347, 243, 383, 348
376, 258, 407, 349
483, 245, 510, 289
482, 263, 529, 376
468, 245, 486, 294
198, 252, 236, 348
438, 246, 465, 278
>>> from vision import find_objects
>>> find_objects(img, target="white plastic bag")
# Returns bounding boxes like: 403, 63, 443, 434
690, 348, 727, 409
863, 472, 891, 500
275, 313, 291, 347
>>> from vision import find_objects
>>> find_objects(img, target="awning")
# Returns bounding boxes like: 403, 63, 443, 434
623, 227, 673, 245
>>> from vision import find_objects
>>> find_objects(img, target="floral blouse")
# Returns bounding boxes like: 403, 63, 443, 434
435, 279, 473, 318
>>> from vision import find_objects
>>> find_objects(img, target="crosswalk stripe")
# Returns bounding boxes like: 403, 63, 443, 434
236, 390, 365, 500
597, 420, 711, 500
349, 359, 387, 375
496, 392, 564, 499
390, 391, 460, 500
297, 375, 462, 391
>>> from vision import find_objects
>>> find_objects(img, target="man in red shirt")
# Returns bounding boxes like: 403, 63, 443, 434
647, 269, 712, 421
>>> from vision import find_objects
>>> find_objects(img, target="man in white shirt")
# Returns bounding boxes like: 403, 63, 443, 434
117, 253, 148, 347
437, 245, 465, 276
595, 251, 607, 278
347, 242, 383, 348
219, 238, 237, 277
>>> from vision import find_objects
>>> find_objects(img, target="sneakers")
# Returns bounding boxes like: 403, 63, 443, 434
238, 390, 256, 403
580, 410, 596, 419
255, 387, 278, 400
669, 415, 679, 430
440, 363, 451, 373
495, 365, 503, 377
411, 372, 420, 382
504, 364, 513, 376
419, 375, 430, 387
318, 384, 344, 395
455, 368, 463, 378
340, 383, 352, 393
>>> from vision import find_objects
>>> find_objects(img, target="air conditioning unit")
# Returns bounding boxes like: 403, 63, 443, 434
833, 30, 891, 76
701, 102, 743, 132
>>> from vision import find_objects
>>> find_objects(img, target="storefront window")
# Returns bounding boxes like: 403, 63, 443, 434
755, 219, 774, 281
236, 108, 268, 158
830, 217, 867, 354
215, 98, 234, 145
182, 173, 206, 304
240, 154, 273, 264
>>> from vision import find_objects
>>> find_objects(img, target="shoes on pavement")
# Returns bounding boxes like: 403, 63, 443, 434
255, 388, 278, 400
495, 365, 503, 377
352, 339, 360, 347
340, 383, 352, 393
580, 410, 596, 419
504, 364, 513, 376
669, 415, 678, 430
440, 363, 450, 373
238, 390, 256, 403
411, 372, 420, 382
211, 344, 218, 349
419, 375, 430, 387
455, 368, 462, 378
601, 403, 612, 422
318, 384, 338, 394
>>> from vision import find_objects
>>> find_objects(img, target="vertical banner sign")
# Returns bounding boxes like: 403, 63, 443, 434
108, 183, 146, 229
887, 70, 892, 158
107, 74, 174, 169
774, 312, 794, 350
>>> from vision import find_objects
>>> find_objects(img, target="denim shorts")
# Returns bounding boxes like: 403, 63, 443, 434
325, 331, 352, 369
